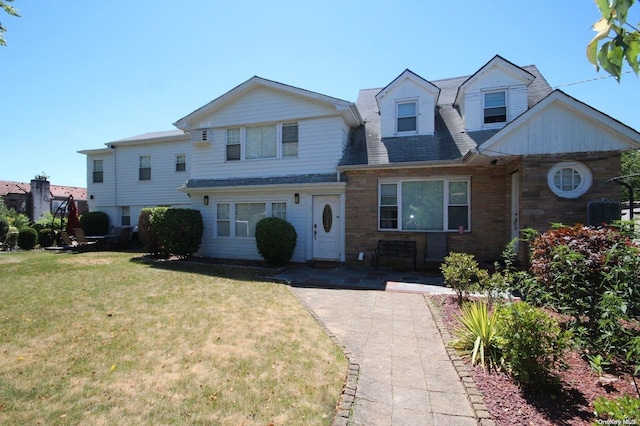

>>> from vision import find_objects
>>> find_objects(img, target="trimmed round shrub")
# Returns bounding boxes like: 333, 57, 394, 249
0, 216, 9, 243
18, 227, 38, 250
5, 226, 19, 250
151, 208, 202, 258
255, 217, 297, 266
38, 228, 55, 248
79, 211, 110, 236
138, 208, 164, 256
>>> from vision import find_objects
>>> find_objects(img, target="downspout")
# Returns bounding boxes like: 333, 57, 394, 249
110, 144, 117, 225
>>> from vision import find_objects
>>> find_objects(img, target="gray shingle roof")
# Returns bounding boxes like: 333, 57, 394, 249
183, 173, 342, 189
340, 65, 552, 167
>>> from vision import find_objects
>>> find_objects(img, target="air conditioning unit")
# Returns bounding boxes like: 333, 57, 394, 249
191, 129, 210, 144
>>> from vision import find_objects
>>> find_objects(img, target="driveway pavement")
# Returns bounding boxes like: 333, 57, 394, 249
268, 266, 494, 426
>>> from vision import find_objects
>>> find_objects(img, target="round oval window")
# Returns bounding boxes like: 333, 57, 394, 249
322, 205, 333, 233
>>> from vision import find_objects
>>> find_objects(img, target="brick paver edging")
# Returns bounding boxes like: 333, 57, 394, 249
288, 288, 360, 426
423, 295, 496, 426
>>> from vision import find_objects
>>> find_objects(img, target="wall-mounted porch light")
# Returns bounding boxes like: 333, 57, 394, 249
294, 193, 300, 204
204, 195, 209, 205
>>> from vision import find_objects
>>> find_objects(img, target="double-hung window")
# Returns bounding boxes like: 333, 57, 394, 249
93, 159, 103, 183
175, 154, 186, 172
484, 91, 507, 124
226, 128, 241, 161
139, 155, 151, 181
397, 101, 417, 132
282, 122, 298, 157
120, 206, 131, 226
225, 122, 299, 161
378, 179, 470, 231
216, 201, 287, 238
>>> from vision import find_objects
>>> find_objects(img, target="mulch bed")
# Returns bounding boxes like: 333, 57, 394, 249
430, 294, 640, 426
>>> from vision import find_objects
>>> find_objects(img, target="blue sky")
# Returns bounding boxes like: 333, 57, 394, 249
1, 0, 639, 188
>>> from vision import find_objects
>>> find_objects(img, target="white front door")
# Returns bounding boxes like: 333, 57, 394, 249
312, 195, 341, 260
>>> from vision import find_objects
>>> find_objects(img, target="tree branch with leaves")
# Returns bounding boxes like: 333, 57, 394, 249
0, 0, 20, 47
588, 0, 639, 80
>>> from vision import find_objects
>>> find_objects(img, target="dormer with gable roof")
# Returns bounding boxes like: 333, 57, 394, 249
376, 70, 440, 138
454, 55, 535, 132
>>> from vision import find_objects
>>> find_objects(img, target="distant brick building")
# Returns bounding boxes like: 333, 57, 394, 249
0, 179, 88, 222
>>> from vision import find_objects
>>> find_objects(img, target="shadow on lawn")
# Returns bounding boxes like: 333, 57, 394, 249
129, 254, 283, 282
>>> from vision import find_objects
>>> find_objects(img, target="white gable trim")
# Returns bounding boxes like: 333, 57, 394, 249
174, 76, 363, 130
454, 55, 534, 106
476, 90, 640, 156
375, 69, 440, 108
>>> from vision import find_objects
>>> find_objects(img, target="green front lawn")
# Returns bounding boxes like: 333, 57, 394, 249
0, 251, 346, 425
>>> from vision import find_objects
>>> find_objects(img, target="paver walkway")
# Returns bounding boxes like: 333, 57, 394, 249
292, 287, 478, 426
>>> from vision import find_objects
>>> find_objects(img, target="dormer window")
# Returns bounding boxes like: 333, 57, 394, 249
397, 101, 417, 132
484, 91, 507, 124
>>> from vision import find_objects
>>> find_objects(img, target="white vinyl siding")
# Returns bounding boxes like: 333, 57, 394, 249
377, 78, 438, 138
190, 116, 349, 181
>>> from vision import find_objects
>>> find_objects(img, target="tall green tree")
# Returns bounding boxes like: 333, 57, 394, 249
587, 0, 639, 80
0, 0, 20, 47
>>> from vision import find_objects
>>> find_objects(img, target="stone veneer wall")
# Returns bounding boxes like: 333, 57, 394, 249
343, 164, 510, 268
519, 152, 622, 233
343, 151, 622, 269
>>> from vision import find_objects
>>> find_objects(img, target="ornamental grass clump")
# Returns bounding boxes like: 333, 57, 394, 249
451, 301, 504, 370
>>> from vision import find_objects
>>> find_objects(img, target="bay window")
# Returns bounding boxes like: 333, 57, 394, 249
379, 179, 470, 231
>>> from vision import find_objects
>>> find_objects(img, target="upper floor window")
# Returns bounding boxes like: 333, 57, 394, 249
93, 159, 103, 183
139, 155, 151, 181
225, 122, 299, 161
397, 101, 417, 132
484, 91, 507, 124
175, 154, 186, 172
282, 122, 298, 157
226, 128, 241, 161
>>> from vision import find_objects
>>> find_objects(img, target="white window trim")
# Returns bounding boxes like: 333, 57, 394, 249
225, 122, 298, 162
214, 200, 289, 238
396, 99, 418, 134
547, 161, 592, 199
378, 177, 471, 232
482, 89, 508, 128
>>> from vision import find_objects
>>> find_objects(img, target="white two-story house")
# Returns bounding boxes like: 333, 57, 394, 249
80, 55, 640, 266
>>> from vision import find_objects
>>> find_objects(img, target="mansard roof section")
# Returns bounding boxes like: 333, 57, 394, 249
477, 90, 640, 156
375, 69, 441, 106
454, 55, 535, 106
173, 76, 363, 130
